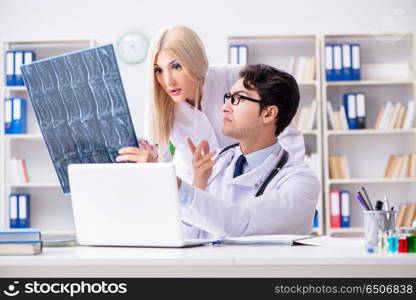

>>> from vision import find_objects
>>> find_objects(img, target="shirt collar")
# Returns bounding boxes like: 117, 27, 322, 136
235, 140, 281, 172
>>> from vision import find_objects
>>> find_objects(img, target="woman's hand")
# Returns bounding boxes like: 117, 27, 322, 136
187, 138, 216, 190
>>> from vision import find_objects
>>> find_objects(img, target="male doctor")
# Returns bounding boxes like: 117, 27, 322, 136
117, 64, 320, 238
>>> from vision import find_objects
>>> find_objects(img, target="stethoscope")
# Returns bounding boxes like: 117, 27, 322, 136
217, 143, 289, 197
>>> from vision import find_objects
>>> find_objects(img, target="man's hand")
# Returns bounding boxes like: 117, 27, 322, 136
187, 138, 216, 190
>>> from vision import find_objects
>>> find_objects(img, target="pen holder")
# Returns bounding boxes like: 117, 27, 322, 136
363, 210, 396, 251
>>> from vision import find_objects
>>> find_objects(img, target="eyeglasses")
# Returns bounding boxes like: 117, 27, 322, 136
223, 92, 264, 105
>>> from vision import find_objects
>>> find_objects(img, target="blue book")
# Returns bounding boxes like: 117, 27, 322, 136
333, 44, 343, 81
18, 194, 30, 228
351, 44, 361, 80
4, 98, 13, 134
325, 44, 335, 81
14, 51, 24, 86
6, 51, 15, 86
340, 190, 351, 227
341, 44, 353, 80
356, 93, 366, 129
22, 51, 36, 86
0, 228, 41, 243
12, 97, 27, 134
9, 194, 19, 229
343, 93, 358, 129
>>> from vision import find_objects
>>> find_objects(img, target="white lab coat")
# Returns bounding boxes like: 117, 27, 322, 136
180, 145, 320, 239
152, 64, 305, 184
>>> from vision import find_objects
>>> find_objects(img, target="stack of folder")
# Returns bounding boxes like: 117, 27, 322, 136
228, 45, 248, 65
384, 154, 416, 178
374, 101, 415, 130
396, 203, 416, 228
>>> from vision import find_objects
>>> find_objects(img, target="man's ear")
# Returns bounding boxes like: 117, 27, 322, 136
263, 106, 278, 123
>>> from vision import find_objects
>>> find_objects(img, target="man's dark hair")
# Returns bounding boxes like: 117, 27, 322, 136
239, 64, 300, 136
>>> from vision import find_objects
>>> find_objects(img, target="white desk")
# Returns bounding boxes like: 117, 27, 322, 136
1, 243, 416, 277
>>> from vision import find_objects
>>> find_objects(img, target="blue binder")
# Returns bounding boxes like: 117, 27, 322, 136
325, 44, 335, 81
12, 97, 27, 134
18, 194, 30, 228
340, 190, 351, 227
6, 51, 15, 86
9, 194, 19, 228
23, 51, 36, 85
333, 44, 343, 81
341, 44, 353, 80
343, 93, 358, 129
14, 51, 24, 86
4, 98, 13, 134
351, 44, 361, 80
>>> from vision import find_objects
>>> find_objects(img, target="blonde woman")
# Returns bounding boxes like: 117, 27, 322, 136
117, 26, 305, 183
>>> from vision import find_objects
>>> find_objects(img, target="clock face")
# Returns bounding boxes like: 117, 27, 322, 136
116, 31, 149, 64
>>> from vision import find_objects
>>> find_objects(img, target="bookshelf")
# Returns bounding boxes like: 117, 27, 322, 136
227, 35, 324, 235
0, 40, 95, 236
321, 33, 416, 236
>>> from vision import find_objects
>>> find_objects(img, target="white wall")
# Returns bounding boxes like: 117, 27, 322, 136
1, 0, 415, 135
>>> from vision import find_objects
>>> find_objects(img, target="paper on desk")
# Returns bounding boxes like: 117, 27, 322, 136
294, 236, 363, 247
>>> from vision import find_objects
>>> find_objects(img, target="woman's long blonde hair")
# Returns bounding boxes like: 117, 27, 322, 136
145, 26, 209, 149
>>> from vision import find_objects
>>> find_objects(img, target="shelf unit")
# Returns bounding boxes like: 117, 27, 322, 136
227, 35, 324, 235
321, 33, 416, 236
0, 40, 95, 236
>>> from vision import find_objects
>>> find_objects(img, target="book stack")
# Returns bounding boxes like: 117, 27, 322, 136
383, 154, 416, 178
326, 102, 349, 130
295, 100, 317, 131
6, 158, 29, 183
4, 97, 27, 134
396, 203, 416, 228
330, 190, 351, 228
288, 57, 316, 82
0, 229, 42, 255
373, 101, 415, 130
329, 155, 350, 179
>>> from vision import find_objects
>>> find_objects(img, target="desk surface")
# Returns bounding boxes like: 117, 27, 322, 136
1, 242, 416, 277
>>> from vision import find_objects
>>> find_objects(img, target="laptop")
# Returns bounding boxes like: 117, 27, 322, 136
68, 163, 215, 247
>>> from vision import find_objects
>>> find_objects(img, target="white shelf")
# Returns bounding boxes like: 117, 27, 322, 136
298, 81, 318, 86
328, 178, 416, 185
325, 79, 414, 86
326, 129, 416, 136
3, 86, 26, 92
4, 182, 60, 188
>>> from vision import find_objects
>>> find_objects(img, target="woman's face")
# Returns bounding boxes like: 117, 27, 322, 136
154, 50, 198, 104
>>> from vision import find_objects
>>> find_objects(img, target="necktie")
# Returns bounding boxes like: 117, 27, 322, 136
233, 155, 247, 178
